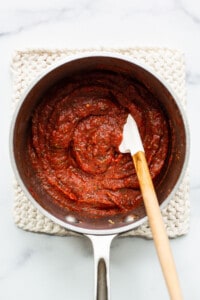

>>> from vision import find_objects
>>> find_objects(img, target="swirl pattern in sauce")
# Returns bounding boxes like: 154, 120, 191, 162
28, 71, 169, 220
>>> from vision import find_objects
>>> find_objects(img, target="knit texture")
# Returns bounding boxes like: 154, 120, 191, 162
11, 47, 190, 238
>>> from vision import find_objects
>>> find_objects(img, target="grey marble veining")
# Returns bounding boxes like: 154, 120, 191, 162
0, 248, 34, 280
0, 0, 199, 37
176, 0, 200, 24
1, 0, 200, 299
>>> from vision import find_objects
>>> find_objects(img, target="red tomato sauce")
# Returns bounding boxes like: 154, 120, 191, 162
28, 70, 169, 220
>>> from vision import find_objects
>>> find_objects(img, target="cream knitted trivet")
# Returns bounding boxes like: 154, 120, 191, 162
11, 47, 190, 238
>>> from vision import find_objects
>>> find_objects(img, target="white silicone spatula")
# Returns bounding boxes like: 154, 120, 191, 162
119, 114, 183, 300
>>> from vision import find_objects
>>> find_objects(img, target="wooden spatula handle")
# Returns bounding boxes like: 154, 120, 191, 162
132, 151, 183, 300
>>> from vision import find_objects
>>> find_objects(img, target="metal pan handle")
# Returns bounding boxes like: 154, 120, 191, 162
87, 234, 116, 300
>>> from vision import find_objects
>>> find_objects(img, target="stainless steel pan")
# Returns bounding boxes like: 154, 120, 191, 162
10, 53, 189, 299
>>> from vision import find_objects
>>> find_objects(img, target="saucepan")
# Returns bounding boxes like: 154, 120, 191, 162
10, 53, 189, 299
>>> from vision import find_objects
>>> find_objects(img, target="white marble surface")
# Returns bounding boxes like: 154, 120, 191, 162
1, 0, 200, 299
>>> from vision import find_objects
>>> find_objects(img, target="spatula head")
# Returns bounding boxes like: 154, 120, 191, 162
119, 114, 144, 156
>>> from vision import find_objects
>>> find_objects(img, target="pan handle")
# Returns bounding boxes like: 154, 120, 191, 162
87, 234, 116, 300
